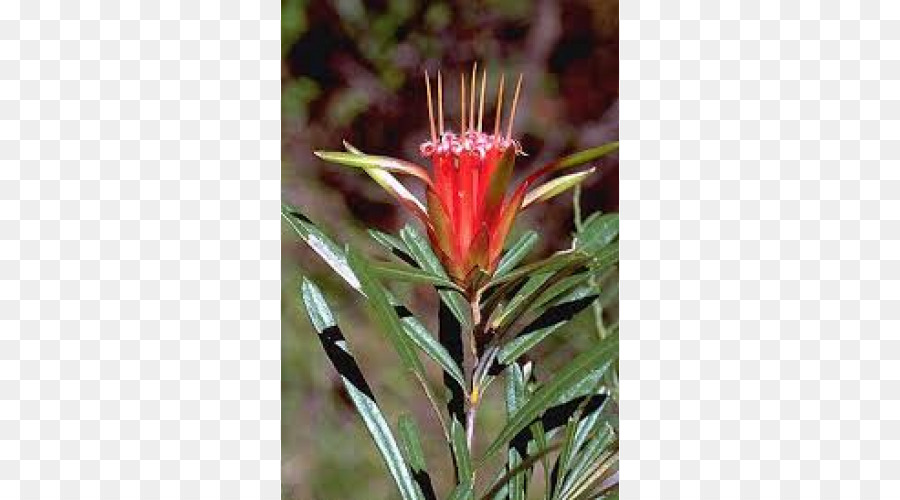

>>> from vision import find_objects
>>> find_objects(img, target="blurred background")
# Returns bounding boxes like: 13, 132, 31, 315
283, 0, 618, 497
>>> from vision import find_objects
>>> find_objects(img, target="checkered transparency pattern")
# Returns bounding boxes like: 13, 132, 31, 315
0, 2, 279, 499
621, 1, 898, 499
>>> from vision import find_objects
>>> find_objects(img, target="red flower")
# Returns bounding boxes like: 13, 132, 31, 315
315, 65, 618, 292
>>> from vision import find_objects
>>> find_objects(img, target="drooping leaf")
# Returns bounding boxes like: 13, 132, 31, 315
299, 279, 420, 500
481, 333, 619, 461
493, 230, 539, 279
522, 168, 596, 209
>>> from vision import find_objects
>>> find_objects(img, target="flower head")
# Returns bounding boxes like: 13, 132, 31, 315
315, 64, 618, 293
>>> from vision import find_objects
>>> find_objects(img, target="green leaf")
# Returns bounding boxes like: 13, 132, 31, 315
498, 293, 598, 365
282, 205, 360, 291
314, 150, 433, 185
451, 419, 473, 482
576, 213, 619, 253
398, 414, 427, 471
537, 142, 619, 178
348, 248, 424, 372
400, 225, 470, 328
480, 333, 619, 462
494, 231, 539, 278
284, 207, 463, 395
448, 479, 474, 500
505, 364, 527, 500
369, 228, 416, 264
347, 248, 451, 438
374, 261, 462, 291
488, 250, 590, 288
401, 315, 466, 390
522, 168, 596, 209
299, 279, 421, 500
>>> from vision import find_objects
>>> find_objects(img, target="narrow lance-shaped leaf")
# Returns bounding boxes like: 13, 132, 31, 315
505, 363, 527, 500
575, 213, 619, 253
522, 168, 596, 209
282, 205, 360, 291
314, 150, 434, 186
347, 248, 451, 436
451, 418, 473, 483
525, 142, 619, 184
374, 261, 462, 292
400, 225, 470, 328
299, 279, 420, 500
494, 230, 539, 278
399, 414, 438, 500
283, 209, 464, 394
480, 332, 619, 462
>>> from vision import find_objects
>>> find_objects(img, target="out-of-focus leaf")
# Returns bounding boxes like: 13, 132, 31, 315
399, 414, 438, 500
481, 333, 619, 461
299, 279, 421, 500
494, 230, 539, 279
522, 168, 596, 209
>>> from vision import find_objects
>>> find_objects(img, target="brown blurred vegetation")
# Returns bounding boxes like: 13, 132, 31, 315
283, 1, 618, 498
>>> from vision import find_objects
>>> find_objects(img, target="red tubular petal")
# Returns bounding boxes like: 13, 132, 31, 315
488, 181, 527, 268
457, 151, 477, 254
426, 187, 464, 280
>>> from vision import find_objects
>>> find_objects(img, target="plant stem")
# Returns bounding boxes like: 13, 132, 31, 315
573, 185, 608, 339
466, 291, 483, 457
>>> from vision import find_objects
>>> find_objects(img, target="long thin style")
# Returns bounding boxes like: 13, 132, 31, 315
478, 68, 486, 132
493, 73, 505, 141
506, 73, 523, 141
460, 73, 466, 133
425, 70, 436, 143
438, 70, 444, 136
469, 62, 477, 130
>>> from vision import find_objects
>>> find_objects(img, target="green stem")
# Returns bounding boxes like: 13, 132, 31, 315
573, 185, 607, 339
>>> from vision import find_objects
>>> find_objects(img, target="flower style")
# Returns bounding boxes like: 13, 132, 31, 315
315, 64, 618, 293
